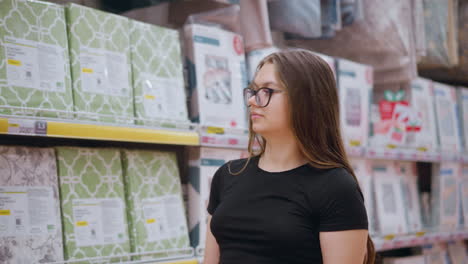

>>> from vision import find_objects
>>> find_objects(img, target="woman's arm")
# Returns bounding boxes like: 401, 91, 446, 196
203, 215, 220, 264
320, 229, 368, 264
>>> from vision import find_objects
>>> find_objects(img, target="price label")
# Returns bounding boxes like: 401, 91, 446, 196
8, 119, 47, 135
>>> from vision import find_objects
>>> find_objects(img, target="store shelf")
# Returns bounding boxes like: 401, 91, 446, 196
374, 230, 468, 252
0, 117, 199, 146
355, 146, 464, 163
50, 248, 197, 264
199, 125, 249, 149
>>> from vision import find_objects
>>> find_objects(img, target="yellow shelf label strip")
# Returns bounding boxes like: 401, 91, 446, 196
0, 118, 199, 146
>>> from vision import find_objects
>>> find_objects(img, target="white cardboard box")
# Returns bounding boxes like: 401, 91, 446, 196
460, 165, 468, 229
383, 255, 426, 264
433, 82, 462, 153
184, 24, 248, 129
394, 161, 423, 233
431, 162, 462, 231
349, 158, 375, 234
447, 240, 468, 264
371, 160, 407, 235
408, 78, 438, 151
186, 147, 245, 255
337, 59, 373, 149
457, 87, 468, 154
246, 47, 279, 82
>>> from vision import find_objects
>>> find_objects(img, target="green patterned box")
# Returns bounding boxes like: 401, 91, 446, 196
0, 146, 63, 263
56, 147, 131, 262
66, 4, 134, 124
0, 0, 73, 118
129, 20, 189, 127
122, 150, 189, 260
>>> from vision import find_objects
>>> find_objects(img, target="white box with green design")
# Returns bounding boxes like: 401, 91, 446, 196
187, 147, 245, 255
129, 20, 188, 127
0, 146, 63, 263
66, 4, 134, 124
56, 147, 131, 262
122, 149, 189, 260
0, 0, 73, 118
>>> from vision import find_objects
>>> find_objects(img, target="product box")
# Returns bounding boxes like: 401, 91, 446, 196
447, 240, 468, 264
433, 82, 462, 153
122, 150, 189, 260
370, 79, 438, 150
129, 20, 189, 127
383, 255, 426, 264
422, 243, 451, 264
337, 58, 373, 149
0, 0, 73, 118
66, 4, 134, 124
184, 23, 248, 129
457, 87, 468, 154
371, 160, 407, 235
186, 147, 245, 255
315, 52, 336, 77
0, 146, 63, 263
56, 147, 131, 261
431, 162, 461, 231
349, 158, 375, 234
460, 165, 468, 228
394, 161, 423, 233
246, 47, 278, 82
407, 78, 438, 151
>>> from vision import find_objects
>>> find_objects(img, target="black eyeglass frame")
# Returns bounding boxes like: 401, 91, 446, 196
243, 87, 284, 108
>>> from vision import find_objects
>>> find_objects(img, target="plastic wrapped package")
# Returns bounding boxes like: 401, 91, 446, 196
268, 0, 321, 39
320, 0, 341, 38
0, 0, 73, 118
0, 146, 64, 263
240, 0, 273, 52
286, 0, 418, 86
184, 5, 241, 33
418, 1, 468, 84
412, 0, 427, 60
341, 0, 364, 26
419, 0, 458, 68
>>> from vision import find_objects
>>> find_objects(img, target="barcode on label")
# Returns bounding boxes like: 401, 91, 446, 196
16, 218, 21, 226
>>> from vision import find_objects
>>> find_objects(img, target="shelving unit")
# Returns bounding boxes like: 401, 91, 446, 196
374, 230, 468, 252
0, 116, 199, 146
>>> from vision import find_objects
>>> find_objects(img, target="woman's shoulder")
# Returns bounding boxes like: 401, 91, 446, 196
302, 166, 358, 188
217, 157, 254, 176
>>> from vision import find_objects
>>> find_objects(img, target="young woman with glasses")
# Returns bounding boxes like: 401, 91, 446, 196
203, 49, 375, 264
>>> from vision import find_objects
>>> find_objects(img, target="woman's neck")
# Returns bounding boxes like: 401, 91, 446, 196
259, 133, 308, 172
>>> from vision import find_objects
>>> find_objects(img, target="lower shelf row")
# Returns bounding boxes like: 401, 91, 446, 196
1, 144, 467, 263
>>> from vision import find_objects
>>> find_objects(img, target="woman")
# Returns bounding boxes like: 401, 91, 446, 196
204, 49, 375, 264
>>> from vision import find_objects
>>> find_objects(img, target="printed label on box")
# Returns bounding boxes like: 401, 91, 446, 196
141, 73, 185, 119
4, 36, 66, 92
80, 47, 129, 97
72, 198, 126, 247
142, 195, 186, 242
0, 186, 57, 237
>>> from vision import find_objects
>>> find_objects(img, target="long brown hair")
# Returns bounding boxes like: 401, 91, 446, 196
234, 49, 375, 264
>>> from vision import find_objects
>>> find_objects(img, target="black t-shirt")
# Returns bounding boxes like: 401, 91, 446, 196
207, 156, 368, 264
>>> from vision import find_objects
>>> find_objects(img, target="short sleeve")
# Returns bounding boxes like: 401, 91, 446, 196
207, 165, 224, 215
318, 169, 368, 232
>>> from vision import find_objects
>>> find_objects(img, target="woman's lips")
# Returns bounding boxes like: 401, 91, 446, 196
251, 113, 263, 119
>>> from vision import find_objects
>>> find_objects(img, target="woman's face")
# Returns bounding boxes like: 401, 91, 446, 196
249, 63, 291, 136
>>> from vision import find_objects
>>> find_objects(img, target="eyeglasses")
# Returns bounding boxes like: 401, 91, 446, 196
243, 87, 284, 108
